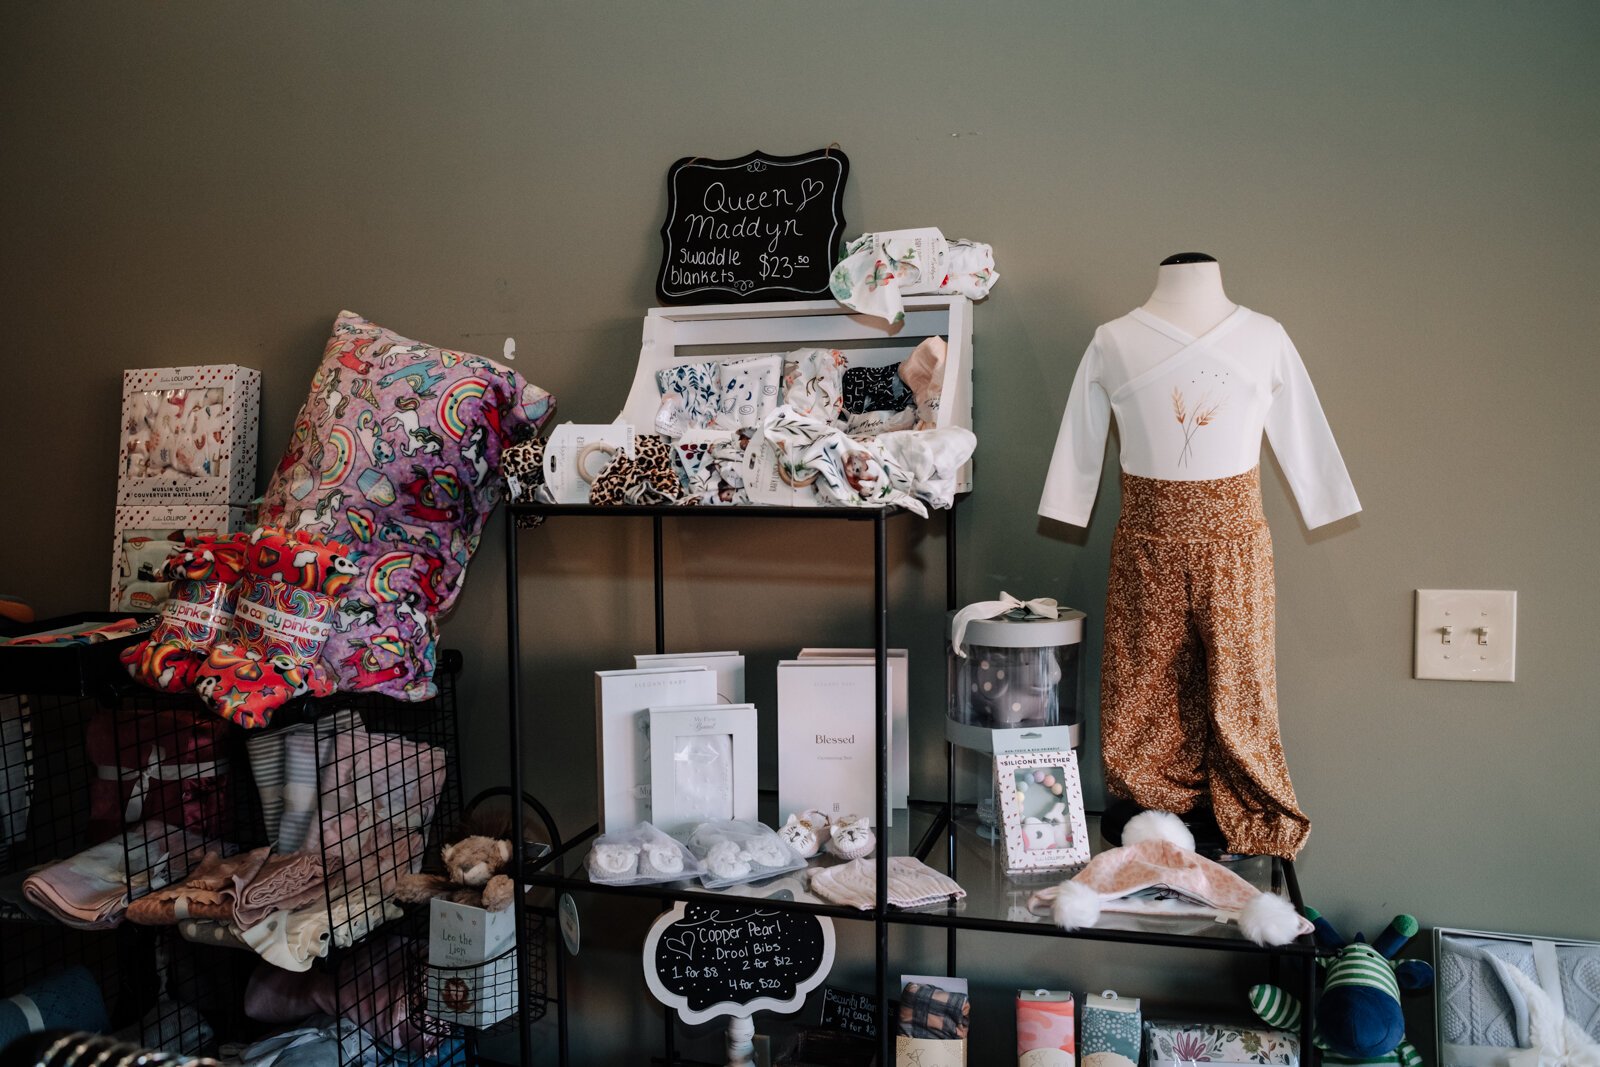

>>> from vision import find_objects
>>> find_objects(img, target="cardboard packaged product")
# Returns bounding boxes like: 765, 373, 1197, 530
594, 666, 718, 833
426, 898, 518, 1028
108, 504, 248, 612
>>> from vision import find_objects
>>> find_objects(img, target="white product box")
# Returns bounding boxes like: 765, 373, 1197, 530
798, 648, 909, 811
595, 667, 718, 833
427, 898, 518, 1028
777, 660, 881, 826
109, 504, 249, 612
633, 651, 745, 705
117, 365, 260, 506
647, 704, 760, 835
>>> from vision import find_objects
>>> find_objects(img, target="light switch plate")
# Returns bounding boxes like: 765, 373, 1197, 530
1414, 589, 1516, 682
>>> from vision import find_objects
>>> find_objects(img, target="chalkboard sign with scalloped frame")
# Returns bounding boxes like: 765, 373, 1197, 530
657, 147, 849, 305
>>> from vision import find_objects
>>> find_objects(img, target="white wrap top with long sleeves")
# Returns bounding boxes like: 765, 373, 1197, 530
1038, 305, 1360, 529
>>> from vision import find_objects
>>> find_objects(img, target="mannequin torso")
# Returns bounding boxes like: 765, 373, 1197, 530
1140, 259, 1238, 341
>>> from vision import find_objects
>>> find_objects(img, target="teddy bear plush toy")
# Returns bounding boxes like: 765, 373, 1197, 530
394, 833, 516, 912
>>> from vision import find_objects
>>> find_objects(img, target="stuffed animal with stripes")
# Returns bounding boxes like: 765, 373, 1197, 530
1249, 909, 1434, 1067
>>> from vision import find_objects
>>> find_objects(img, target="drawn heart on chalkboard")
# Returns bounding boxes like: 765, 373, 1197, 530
663, 931, 696, 960
800, 177, 824, 209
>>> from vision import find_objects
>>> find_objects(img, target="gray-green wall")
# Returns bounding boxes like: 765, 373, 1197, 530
3, 3, 1596, 1064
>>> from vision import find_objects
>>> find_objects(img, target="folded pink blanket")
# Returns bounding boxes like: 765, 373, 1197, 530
22, 822, 200, 929
234, 850, 325, 929
125, 846, 270, 925
245, 935, 440, 1055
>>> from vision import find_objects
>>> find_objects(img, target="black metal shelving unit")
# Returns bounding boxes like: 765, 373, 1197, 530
501, 500, 1320, 1067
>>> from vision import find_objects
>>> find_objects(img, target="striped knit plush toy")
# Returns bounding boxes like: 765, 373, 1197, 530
1249, 909, 1435, 1067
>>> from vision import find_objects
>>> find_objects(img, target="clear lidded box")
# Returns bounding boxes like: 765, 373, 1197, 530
948, 609, 1085, 731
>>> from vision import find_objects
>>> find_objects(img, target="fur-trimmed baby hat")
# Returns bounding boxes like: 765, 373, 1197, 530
1027, 811, 1313, 946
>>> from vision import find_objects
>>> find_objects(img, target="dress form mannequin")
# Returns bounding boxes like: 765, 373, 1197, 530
1141, 253, 1238, 340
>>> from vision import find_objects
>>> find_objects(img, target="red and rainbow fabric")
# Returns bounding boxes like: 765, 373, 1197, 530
192, 527, 355, 728
122, 533, 251, 693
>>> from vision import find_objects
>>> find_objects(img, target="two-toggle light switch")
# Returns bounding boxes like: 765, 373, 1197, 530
1414, 589, 1517, 682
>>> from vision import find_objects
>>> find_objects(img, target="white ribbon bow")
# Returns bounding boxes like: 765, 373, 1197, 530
99, 746, 224, 823
950, 592, 1059, 657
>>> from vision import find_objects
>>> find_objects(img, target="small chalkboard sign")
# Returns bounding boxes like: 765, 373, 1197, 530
642, 901, 836, 1024
820, 986, 879, 1039
657, 147, 849, 305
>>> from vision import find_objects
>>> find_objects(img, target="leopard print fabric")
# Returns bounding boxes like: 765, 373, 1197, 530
501, 436, 547, 528
588, 434, 685, 506
1099, 466, 1311, 860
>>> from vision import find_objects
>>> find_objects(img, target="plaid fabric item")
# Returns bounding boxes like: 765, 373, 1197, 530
898, 982, 971, 1039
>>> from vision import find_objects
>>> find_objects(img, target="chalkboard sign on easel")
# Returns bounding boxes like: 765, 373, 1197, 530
657, 147, 849, 305
643, 901, 836, 1026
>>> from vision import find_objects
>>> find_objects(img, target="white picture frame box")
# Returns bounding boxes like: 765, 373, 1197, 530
108, 504, 249, 611
616, 295, 974, 496
633, 651, 745, 705
117, 365, 261, 506
777, 660, 889, 827
995, 748, 1090, 872
595, 667, 719, 834
796, 648, 908, 811
647, 704, 760, 835
427, 898, 518, 1028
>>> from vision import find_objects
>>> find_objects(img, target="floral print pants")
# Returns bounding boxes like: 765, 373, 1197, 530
1100, 467, 1310, 859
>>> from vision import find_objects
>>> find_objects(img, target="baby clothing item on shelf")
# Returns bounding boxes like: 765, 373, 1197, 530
778, 810, 831, 859
824, 814, 876, 860
233, 849, 327, 928
781, 348, 849, 422
124, 846, 271, 925
588, 434, 685, 506
1018, 990, 1077, 1067
657, 362, 725, 432
245, 708, 362, 851
245, 936, 441, 1055
807, 856, 966, 910
22, 821, 203, 929
122, 532, 250, 693
85, 705, 231, 841
1025, 811, 1312, 946
898, 336, 947, 430
842, 363, 915, 416
191, 526, 353, 728
584, 822, 703, 886
1081, 991, 1142, 1067
899, 980, 972, 1040
684, 819, 806, 889
715, 354, 783, 430
831, 228, 998, 326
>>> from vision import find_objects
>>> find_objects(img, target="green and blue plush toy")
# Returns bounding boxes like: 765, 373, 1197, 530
1249, 909, 1434, 1067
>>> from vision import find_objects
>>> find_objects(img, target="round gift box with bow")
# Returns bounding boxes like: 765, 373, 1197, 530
946, 595, 1085, 751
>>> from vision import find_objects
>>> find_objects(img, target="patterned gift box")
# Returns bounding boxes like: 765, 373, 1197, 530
1146, 1020, 1300, 1067
117, 365, 261, 506
109, 504, 249, 612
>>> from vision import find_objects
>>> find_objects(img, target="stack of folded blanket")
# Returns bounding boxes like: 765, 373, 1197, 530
20, 821, 203, 929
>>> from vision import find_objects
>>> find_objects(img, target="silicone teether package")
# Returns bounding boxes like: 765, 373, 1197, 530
685, 819, 807, 889
584, 821, 702, 886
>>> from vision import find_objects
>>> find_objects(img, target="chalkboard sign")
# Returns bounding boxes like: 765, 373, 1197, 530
657, 147, 849, 305
820, 986, 879, 1038
642, 901, 836, 1024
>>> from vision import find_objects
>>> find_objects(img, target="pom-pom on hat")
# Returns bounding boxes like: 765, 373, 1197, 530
1027, 811, 1313, 946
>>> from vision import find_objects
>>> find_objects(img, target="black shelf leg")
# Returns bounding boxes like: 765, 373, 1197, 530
653, 515, 666, 654
505, 509, 535, 1067
874, 510, 890, 1067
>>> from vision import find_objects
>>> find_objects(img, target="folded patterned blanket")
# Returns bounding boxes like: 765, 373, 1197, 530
22, 822, 200, 929
234, 849, 326, 929
125, 846, 270, 925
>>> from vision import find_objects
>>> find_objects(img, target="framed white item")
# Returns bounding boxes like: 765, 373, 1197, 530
648, 704, 759, 835
617, 295, 975, 496
995, 749, 1090, 872
595, 667, 719, 834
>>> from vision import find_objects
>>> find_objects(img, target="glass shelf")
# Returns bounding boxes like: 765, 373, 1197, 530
523, 801, 1315, 956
